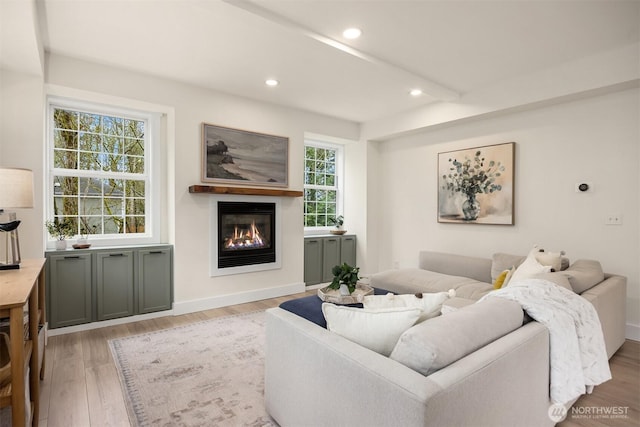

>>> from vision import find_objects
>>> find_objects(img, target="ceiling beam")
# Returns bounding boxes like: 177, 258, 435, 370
224, 0, 460, 102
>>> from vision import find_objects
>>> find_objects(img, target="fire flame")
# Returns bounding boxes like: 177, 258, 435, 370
224, 221, 267, 250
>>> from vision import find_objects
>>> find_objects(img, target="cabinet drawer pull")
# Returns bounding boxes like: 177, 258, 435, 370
307, 241, 318, 244
64, 256, 80, 259
343, 238, 354, 241
109, 253, 126, 257
149, 251, 163, 254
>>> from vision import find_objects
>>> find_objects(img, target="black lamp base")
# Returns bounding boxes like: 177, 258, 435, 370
0, 263, 20, 270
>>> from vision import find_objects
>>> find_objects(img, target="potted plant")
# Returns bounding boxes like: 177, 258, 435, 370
328, 215, 346, 235
75, 223, 97, 248
45, 219, 75, 250
328, 262, 360, 295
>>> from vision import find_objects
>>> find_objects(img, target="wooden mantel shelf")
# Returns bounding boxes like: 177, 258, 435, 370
189, 185, 303, 197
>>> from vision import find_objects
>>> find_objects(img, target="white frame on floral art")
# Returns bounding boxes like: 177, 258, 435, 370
438, 142, 515, 225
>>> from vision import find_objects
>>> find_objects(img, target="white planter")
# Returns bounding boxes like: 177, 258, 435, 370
55, 240, 67, 250
339, 284, 351, 296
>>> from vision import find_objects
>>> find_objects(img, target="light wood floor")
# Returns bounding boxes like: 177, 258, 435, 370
39, 291, 639, 427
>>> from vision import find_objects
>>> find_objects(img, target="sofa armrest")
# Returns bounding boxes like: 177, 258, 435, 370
580, 274, 627, 358
265, 307, 437, 427
265, 307, 553, 427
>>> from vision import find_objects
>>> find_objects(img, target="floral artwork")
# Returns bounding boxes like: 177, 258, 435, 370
438, 142, 514, 225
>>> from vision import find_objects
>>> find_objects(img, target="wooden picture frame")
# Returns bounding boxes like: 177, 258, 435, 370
438, 142, 515, 225
201, 123, 289, 187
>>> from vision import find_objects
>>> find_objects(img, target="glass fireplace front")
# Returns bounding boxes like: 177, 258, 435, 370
217, 202, 276, 268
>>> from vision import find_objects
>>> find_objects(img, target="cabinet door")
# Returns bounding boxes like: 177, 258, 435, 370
303, 238, 323, 285
340, 235, 357, 267
96, 251, 135, 321
322, 237, 341, 282
138, 248, 173, 314
48, 253, 92, 328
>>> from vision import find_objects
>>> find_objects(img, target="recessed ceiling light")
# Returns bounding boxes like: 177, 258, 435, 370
265, 79, 279, 87
409, 89, 423, 97
342, 28, 362, 39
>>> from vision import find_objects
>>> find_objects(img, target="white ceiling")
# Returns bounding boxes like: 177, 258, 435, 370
14, 1, 640, 122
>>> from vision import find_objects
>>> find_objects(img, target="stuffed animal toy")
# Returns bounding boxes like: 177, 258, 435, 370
363, 289, 456, 322
534, 247, 566, 272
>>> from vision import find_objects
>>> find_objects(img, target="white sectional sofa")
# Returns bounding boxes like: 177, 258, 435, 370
264, 251, 626, 427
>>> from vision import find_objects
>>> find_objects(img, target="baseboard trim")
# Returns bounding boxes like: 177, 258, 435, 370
48, 309, 175, 336
172, 282, 305, 316
48, 282, 306, 336
626, 322, 640, 341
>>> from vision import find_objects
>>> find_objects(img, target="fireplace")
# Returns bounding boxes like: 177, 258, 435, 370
217, 201, 276, 269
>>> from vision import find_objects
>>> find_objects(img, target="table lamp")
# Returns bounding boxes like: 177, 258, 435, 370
0, 168, 34, 270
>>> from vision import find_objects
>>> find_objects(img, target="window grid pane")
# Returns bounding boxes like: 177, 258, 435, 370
304, 144, 339, 228
50, 106, 148, 238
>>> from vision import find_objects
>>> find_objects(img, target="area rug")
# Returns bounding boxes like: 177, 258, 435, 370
108, 311, 277, 427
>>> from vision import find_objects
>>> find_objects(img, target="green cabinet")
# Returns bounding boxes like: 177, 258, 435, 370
46, 245, 173, 329
96, 250, 135, 321
48, 253, 93, 328
303, 235, 356, 286
340, 235, 357, 267
138, 248, 173, 314
303, 238, 323, 287
322, 237, 341, 282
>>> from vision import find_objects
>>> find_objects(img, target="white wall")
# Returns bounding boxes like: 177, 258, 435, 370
372, 88, 640, 330
35, 54, 358, 310
0, 69, 44, 258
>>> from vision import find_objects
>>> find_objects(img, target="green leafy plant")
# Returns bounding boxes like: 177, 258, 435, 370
442, 150, 505, 199
45, 219, 75, 240
328, 262, 360, 294
328, 215, 344, 229
79, 224, 98, 239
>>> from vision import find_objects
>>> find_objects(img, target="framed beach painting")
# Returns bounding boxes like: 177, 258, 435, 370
201, 123, 289, 187
438, 142, 515, 225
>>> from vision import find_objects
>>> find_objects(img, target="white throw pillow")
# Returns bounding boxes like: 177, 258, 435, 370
362, 290, 456, 322
321, 303, 421, 356
509, 246, 552, 283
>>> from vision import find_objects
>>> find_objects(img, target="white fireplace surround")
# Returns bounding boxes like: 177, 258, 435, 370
210, 195, 282, 277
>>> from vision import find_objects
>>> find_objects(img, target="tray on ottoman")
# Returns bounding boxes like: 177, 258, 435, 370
317, 283, 374, 305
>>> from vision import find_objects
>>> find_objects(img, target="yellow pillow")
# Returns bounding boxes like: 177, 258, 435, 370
493, 267, 515, 289
493, 270, 509, 289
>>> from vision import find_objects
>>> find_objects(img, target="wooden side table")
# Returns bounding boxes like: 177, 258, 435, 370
0, 259, 46, 427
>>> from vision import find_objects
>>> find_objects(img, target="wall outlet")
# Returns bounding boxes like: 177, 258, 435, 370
393, 261, 399, 269
605, 214, 622, 225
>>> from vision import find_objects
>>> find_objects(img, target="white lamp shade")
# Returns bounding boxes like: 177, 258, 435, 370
0, 168, 34, 208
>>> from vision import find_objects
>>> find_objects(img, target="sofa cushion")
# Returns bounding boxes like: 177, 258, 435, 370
491, 253, 526, 281
532, 272, 573, 291
370, 268, 492, 300
564, 259, 605, 294
390, 298, 524, 376
418, 251, 492, 283
321, 303, 421, 356
362, 290, 456, 322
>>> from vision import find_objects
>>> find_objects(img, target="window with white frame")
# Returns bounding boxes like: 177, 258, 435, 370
47, 98, 157, 243
304, 140, 343, 229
